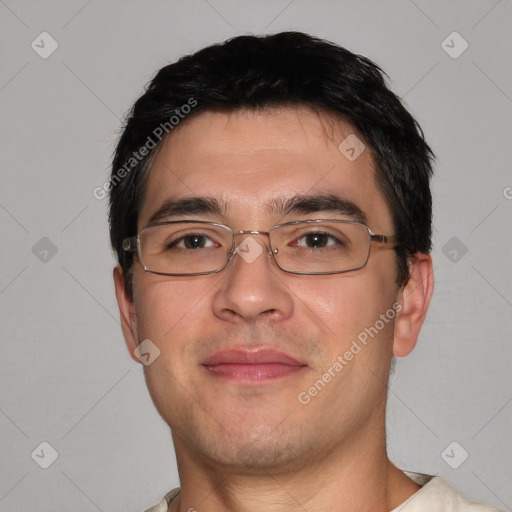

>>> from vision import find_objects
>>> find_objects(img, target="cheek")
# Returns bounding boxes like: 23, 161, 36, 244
132, 270, 215, 356
132, 275, 213, 419
300, 282, 363, 335
291, 268, 397, 351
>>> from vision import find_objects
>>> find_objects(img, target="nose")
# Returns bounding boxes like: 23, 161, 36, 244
211, 233, 294, 323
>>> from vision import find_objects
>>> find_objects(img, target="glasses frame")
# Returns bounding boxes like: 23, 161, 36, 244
122, 219, 398, 277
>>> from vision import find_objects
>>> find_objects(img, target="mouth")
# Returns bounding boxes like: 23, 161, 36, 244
200, 347, 307, 383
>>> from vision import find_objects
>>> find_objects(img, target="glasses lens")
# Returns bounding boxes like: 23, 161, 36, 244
139, 222, 232, 274
271, 221, 370, 274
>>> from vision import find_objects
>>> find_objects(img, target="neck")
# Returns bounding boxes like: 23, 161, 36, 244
170, 422, 420, 512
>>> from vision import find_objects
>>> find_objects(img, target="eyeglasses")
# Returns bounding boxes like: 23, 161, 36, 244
122, 219, 397, 276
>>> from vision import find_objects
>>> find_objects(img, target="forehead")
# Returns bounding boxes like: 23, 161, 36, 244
138, 106, 392, 231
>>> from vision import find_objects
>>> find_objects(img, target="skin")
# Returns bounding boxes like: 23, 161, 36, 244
114, 106, 434, 511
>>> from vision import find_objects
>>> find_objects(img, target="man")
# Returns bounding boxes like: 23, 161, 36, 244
110, 32, 500, 511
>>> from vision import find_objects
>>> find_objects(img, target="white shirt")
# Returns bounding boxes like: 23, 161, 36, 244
390, 472, 502, 511
145, 473, 502, 512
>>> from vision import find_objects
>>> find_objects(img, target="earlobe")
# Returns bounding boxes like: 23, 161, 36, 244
113, 266, 141, 364
393, 254, 434, 357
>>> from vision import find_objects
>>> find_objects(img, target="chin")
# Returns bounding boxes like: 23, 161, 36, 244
188, 421, 314, 474
234, 439, 305, 472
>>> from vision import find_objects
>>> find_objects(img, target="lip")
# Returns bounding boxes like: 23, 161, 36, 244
201, 348, 307, 383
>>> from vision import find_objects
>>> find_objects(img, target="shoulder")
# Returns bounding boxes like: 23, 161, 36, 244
144, 487, 180, 512
394, 473, 503, 512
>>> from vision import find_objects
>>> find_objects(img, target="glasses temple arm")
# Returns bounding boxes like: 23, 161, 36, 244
370, 234, 398, 244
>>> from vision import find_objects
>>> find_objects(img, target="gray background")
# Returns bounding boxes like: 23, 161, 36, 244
1, 0, 511, 511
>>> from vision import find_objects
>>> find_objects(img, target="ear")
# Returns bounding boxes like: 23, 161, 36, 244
393, 253, 434, 357
113, 265, 141, 364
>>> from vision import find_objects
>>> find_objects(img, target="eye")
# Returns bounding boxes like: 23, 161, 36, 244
169, 234, 218, 250
294, 232, 341, 249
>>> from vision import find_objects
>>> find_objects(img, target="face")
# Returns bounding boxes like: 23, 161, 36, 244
116, 106, 420, 473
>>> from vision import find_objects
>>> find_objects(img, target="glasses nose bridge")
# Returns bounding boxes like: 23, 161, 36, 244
234, 229, 270, 237
232, 229, 276, 256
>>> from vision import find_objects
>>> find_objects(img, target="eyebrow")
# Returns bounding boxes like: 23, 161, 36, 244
268, 194, 367, 224
147, 193, 367, 226
148, 196, 227, 225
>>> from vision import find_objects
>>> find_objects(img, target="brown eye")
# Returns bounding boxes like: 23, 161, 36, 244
303, 233, 330, 248
293, 232, 341, 249
168, 234, 217, 250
